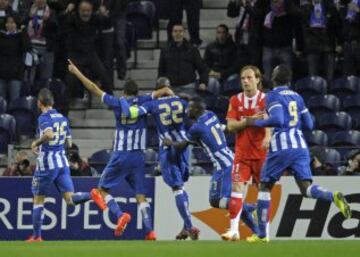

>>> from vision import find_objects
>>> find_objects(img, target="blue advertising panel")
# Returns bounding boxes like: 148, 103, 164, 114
0, 177, 155, 240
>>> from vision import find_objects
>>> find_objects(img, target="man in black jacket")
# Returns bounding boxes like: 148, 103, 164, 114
158, 23, 209, 95
203, 24, 238, 95
64, 0, 113, 103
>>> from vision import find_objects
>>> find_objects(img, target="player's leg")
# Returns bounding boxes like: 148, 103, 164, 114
292, 150, 351, 219
208, 167, 231, 209
96, 152, 131, 236
126, 152, 156, 240
27, 168, 54, 242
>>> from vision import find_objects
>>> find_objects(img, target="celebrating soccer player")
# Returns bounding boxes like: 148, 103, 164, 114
244, 64, 351, 243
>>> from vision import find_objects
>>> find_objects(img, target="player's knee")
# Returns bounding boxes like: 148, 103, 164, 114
172, 186, 182, 192
209, 198, 220, 208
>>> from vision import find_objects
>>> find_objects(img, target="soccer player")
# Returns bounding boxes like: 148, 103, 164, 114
222, 65, 270, 241
124, 77, 200, 240
28, 88, 96, 242
244, 64, 352, 243
163, 98, 260, 240
67, 60, 170, 239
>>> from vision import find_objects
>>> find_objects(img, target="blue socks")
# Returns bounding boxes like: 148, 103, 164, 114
139, 202, 153, 233
307, 185, 334, 202
105, 195, 123, 219
174, 189, 193, 230
257, 192, 271, 239
241, 203, 259, 235
32, 204, 44, 238
71, 192, 91, 205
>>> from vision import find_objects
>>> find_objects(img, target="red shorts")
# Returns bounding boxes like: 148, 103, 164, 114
231, 158, 266, 185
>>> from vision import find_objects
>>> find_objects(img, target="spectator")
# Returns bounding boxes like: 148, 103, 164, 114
0, 15, 30, 102
298, 0, 342, 83
166, 0, 202, 46
341, 0, 360, 76
63, 0, 113, 104
158, 23, 208, 96
248, 0, 303, 82
203, 24, 238, 95
310, 148, 338, 175
0, 0, 19, 29
227, 0, 262, 67
95, 0, 115, 86
338, 150, 360, 175
3, 150, 35, 176
113, 0, 127, 80
11, 0, 32, 23
68, 151, 96, 176
27, 0, 58, 82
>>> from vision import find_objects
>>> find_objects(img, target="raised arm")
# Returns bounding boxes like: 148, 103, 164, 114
67, 59, 104, 97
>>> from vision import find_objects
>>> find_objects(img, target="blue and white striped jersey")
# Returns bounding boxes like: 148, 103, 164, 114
36, 109, 71, 171
187, 111, 234, 171
102, 93, 153, 151
265, 86, 309, 153
137, 96, 188, 148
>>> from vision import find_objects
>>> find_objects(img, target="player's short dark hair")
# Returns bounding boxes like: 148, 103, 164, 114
172, 23, 185, 29
217, 24, 229, 34
123, 80, 138, 96
189, 97, 206, 112
155, 77, 171, 90
272, 64, 292, 86
38, 88, 54, 107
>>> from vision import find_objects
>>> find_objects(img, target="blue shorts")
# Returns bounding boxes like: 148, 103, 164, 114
261, 149, 313, 183
159, 147, 189, 188
98, 151, 145, 195
31, 167, 74, 196
209, 166, 232, 200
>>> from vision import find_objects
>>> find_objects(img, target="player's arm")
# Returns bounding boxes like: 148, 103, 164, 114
162, 138, 190, 150
67, 59, 104, 97
299, 100, 314, 130
227, 118, 247, 132
246, 94, 284, 128
152, 87, 174, 99
226, 96, 247, 132
31, 128, 54, 155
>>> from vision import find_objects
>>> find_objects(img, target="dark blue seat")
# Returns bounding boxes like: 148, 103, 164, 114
303, 130, 328, 147
330, 130, 360, 147
222, 74, 241, 96
294, 76, 327, 103
193, 147, 210, 162
318, 112, 352, 135
0, 114, 16, 154
329, 76, 360, 101
0, 97, 6, 114
321, 148, 341, 167
343, 94, 360, 128
308, 94, 340, 118
88, 149, 112, 174
8, 96, 37, 137
127, 1, 156, 39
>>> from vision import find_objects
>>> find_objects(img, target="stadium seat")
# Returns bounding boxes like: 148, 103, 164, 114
190, 165, 207, 176
294, 76, 327, 104
203, 94, 218, 111
330, 130, 360, 147
222, 74, 241, 96
318, 112, 352, 135
196, 162, 214, 174
8, 96, 37, 137
127, 1, 156, 39
308, 95, 340, 118
342, 94, 360, 128
88, 149, 112, 174
303, 130, 328, 147
322, 148, 341, 167
329, 76, 360, 101
0, 97, 6, 114
0, 114, 16, 154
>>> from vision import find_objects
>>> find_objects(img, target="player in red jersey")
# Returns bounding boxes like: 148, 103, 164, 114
221, 65, 270, 240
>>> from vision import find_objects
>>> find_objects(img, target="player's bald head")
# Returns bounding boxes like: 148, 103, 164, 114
155, 77, 171, 90
271, 64, 292, 87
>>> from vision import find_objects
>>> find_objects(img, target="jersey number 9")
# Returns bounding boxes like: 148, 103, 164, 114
159, 101, 184, 126
288, 101, 298, 126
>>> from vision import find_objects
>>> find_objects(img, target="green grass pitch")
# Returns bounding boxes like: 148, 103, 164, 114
0, 241, 359, 257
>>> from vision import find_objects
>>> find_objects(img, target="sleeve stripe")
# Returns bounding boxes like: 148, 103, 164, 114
101, 93, 106, 103
139, 106, 148, 114
301, 108, 309, 114
268, 104, 282, 112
